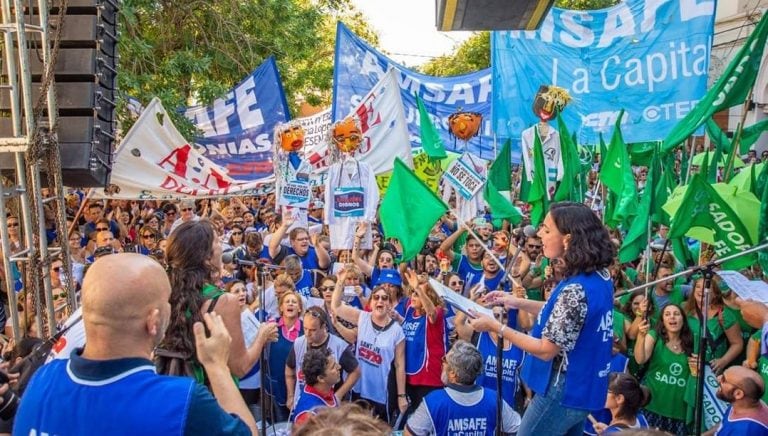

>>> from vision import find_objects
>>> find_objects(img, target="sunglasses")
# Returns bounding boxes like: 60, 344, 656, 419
527, 244, 543, 249
96, 227, 109, 231
449, 280, 464, 286
231, 231, 242, 236
142, 234, 156, 239
320, 286, 335, 291
181, 208, 193, 212
372, 294, 389, 302
7, 223, 18, 228
165, 211, 176, 216
53, 291, 67, 301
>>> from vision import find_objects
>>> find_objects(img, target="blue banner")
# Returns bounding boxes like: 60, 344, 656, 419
333, 22, 497, 160
492, 0, 715, 145
185, 56, 290, 181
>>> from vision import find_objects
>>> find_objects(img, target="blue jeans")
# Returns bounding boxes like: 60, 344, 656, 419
518, 371, 589, 436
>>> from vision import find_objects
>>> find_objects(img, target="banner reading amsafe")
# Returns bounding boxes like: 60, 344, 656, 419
492, 0, 716, 145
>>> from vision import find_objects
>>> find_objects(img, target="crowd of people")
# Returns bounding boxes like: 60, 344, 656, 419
0, 144, 766, 436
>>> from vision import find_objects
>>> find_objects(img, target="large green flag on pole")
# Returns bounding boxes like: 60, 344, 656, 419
554, 114, 583, 203
706, 119, 732, 154
663, 13, 768, 152
484, 140, 523, 225
758, 162, 768, 275
380, 158, 449, 261
528, 127, 549, 227
599, 111, 637, 227
416, 94, 447, 159
619, 149, 657, 263
668, 174, 756, 270
740, 118, 768, 154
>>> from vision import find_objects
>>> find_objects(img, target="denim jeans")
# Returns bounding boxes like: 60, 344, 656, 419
517, 370, 589, 436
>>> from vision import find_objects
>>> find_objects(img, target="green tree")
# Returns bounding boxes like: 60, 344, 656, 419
118, 0, 377, 133
420, 0, 620, 76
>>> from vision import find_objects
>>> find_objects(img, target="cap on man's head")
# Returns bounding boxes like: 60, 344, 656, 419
375, 269, 401, 287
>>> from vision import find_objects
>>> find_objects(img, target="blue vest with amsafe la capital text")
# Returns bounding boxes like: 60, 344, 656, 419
14, 359, 192, 435
424, 387, 498, 436
521, 270, 614, 411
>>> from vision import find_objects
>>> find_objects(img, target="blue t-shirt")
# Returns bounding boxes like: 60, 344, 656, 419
14, 350, 249, 436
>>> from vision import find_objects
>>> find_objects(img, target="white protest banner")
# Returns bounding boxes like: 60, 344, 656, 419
98, 98, 274, 200
716, 270, 768, 304
442, 154, 486, 199
300, 108, 333, 185
345, 69, 414, 174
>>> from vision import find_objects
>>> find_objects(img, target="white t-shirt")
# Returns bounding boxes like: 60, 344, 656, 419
353, 311, 404, 405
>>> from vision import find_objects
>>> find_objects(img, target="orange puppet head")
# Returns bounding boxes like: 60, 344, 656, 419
276, 123, 305, 152
448, 111, 482, 141
331, 116, 362, 153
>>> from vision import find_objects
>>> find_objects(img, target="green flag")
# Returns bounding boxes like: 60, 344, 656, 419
740, 118, 768, 154
668, 174, 756, 270
484, 140, 522, 225
628, 141, 656, 167
599, 111, 637, 226
519, 159, 530, 202
416, 94, 447, 159
528, 127, 549, 227
707, 141, 722, 183
554, 114, 583, 202
652, 159, 676, 226
380, 158, 449, 261
758, 162, 768, 275
663, 13, 768, 152
619, 149, 657, 263
706, 118, 732, 154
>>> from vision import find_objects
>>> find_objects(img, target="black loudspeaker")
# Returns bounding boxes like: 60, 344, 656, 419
0, 0, 118, 187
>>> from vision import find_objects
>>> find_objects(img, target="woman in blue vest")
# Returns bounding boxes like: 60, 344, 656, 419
159, 220, 278, 384
265, 290, 304, 423
468, 202, 616, 435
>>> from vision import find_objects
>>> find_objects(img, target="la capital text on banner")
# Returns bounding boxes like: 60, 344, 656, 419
102, 98, 274, 200
342, 69, 414, 174
333, 22, 496, 160
492, 0, 715, 145
184, 56, 290, 181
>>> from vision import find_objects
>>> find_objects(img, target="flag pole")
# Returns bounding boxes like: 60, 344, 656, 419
684, 138, 696, 185
723, 88, 754, 182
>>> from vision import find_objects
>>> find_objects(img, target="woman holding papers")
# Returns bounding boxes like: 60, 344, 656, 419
467, 202, 616, 435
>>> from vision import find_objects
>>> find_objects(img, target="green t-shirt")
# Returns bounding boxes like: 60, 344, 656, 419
687, 308, 737, 362
642, 330, 691, 421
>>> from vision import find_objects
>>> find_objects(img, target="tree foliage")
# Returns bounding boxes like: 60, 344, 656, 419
419, 0, 620, 77
118, 0, 377, 134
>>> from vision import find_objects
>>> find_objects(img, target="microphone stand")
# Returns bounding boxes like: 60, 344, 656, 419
614, 241, 768, 434
256, 262, 269, 436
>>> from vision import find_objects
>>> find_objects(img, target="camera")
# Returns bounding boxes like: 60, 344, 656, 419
0, 371, 19, 420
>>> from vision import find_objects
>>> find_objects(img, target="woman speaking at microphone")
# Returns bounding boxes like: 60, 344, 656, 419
468, 202, 616, 435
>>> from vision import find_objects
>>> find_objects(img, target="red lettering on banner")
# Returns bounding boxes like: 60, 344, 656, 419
355, 97, 382, 133
159, 176, 232, 197
200, 169, 231, 190
157, 144, 192, 177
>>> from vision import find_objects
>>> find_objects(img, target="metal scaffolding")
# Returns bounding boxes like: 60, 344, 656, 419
0, 0, 74, 340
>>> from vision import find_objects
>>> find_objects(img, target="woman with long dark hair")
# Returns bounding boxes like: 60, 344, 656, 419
634, 303, 694, 435
159, 220, 277, 384
467, 202, 616, 435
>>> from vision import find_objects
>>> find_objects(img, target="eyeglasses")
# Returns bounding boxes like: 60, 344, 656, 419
372, 294, 389, 302
181, 208, 193, 212
294, 237, 310, 242
96, 227, 109, 231
142, 234, 156, 239
449, 280, 464, 286
7, 223, 18, 228
527, 244, 543, 249
320, 286, 335, 291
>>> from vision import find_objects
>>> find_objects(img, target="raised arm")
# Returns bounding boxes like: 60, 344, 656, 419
351, 223, 374, 277
331, 270, 361, 325
633, 319, 656, 365
438, 225, 467, 263
268, 216, 293, 259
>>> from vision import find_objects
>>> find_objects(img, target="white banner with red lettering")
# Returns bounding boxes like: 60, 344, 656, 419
96, 98, 275, 200
302, 70, 413, 189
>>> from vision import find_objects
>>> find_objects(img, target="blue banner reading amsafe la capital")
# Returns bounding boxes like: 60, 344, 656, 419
185, 56, 290, 181
333, 22, 496, 160
492, 0, 715, 145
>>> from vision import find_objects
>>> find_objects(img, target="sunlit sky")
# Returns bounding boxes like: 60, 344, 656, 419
351, 0, 474, 67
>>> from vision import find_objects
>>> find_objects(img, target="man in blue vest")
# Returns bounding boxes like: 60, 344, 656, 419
404, 340, 520, 436
14, 253, 256, 435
